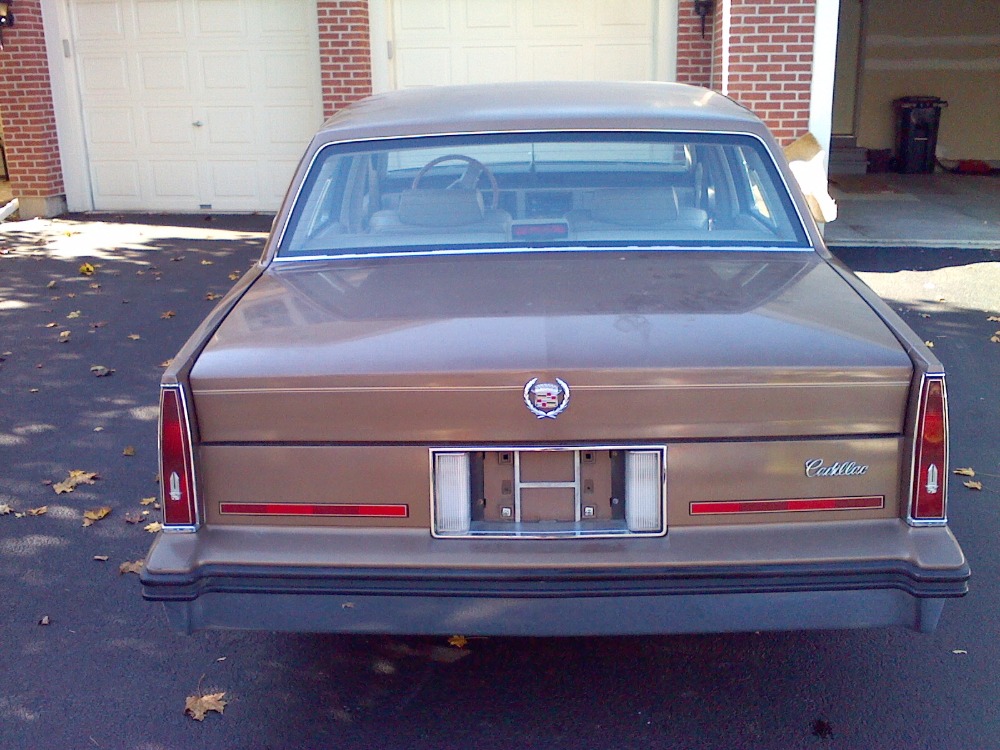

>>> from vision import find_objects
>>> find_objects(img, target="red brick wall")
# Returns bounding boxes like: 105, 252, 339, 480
704, 0, 816, 144
0, 0, 64, 199
317, 1, 374, 119
676, 5, 715, 88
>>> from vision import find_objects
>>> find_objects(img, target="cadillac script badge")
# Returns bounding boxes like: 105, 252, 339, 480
523, 378, 570, 419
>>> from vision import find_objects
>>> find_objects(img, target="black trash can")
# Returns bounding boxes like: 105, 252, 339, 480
893, 96, 947, 174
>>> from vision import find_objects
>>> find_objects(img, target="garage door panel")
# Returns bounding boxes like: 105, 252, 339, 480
265, 161, 299, 202
200, 54, 253, 91
465, 47, 518, 84
92, 162, 142, 201
196, 0, 247, 35
145, 108, 196, 146
397, 0, 450, 31
205, 108, 255, 146
530, 0, 588, 29
135, 0, 184, 35
151, 161, 199, 198
140, 54, 189, 91
86, 109, 135, 146
466, 0, 516, 29
529, 46, 587, 80
597, 0, 653, 27
80, 56, 129, 92
397, 49, 453, 87
73, 1, 125, 38
72, 0, 321, 211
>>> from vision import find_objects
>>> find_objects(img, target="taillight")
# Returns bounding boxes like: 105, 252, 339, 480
159, 385, 198, 530
909, 374, 948, 524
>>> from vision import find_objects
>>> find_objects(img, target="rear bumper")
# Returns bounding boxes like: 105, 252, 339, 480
141, 520, 968, 635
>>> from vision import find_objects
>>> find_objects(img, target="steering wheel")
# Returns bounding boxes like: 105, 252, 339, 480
411, 154, 500, 210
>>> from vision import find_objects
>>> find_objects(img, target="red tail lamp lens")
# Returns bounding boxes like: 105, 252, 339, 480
160, 386, 197, 528
911, 377, 947, 521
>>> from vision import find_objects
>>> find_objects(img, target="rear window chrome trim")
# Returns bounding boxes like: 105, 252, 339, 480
429, 444, 668, 540
271, 243, 814, 264
272, 128, 814, 262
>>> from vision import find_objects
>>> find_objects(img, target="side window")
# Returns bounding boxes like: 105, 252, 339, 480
735, 147, 779, 228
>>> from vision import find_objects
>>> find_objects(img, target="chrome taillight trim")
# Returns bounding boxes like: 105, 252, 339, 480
159, 384, 201, 532
429, 445, 668, 540
906, 373, 949, 527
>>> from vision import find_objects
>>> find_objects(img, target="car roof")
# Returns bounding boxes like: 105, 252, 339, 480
315, 81, 770, 143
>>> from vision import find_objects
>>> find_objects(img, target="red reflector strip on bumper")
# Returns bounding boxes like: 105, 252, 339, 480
220, 503, 409, 518
690, 496, 884, 515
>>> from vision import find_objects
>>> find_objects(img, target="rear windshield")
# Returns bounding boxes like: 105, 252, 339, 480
278, 132, 810, 258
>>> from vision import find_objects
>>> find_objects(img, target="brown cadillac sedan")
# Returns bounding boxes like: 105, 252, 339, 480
143, 82, 968, 636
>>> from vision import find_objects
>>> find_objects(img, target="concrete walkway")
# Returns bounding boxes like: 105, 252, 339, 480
825, 172, 1000, 249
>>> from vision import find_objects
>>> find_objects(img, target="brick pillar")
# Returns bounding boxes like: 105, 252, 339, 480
317, 1, 374, 119
710, 0, 816, 144
675, 3, 714, 88
0, 0, 66, 217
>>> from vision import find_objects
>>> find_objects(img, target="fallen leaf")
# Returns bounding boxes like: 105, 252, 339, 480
205, 292, 222, 301
988, 316, 1000, 322
122, 445, 136, 457
90, 321, 108, 328
58, 331, 71, 343
44, 322, 58, 328
963, 480, 983, 491
140, 497, 157, 506
124, 511, 143, 524
953, 468, 976, 477
29, 389, 39, 394
185, 692, 227, 721
89, 283, 101, 290
119, 560, 144, 575
27, 506, 48, 516
144, 522, 164, 533
992, 334, 1000, 344
52, 470, 99, 494
200, 259, 214, 266
93, 555, 109, 562
127, 334, 141, 341
79, 262, 96, 276
0, 503, 12, 515
67, 310, 81, 319
161, 311, 176, 319
90, 365, 114, 377
67, 293, 77, 299
82, 507, 112, 527
447, 635, 468, 649
93, 427, 104, 432
228, 271, 241, 281
46, 280, 58, 289
918, 313, 930, 318
160, 359, 173, 368
171, 256, 185, 262
952, 649, 968, 655
39, 616, 51, 626
924, 341, 934, 348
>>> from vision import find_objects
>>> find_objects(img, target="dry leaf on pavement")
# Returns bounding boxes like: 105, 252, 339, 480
58, 331, 71, 343
953, 468, 976, 477
161, 311, 176, 319
90, 365, 114, 377
205, 292, 222, 301
924, 341, 934, 348
124, 511, 143, 524
144, 522, 164, 533
200, 259, 214, 266
122, 446, 136, 457
53, 470, 99, 494
140, 497, 157, 506
185, 692, 227, 721
79, 262, 96, 276
447, 635, 468, 649
44, 322, 58, 328
963, 480, 983, 491
119, 560, 144, 575
228, 271, 241, 281
0, 503, 11, 515
988, 316, 1000, 322
127, 334, 141, 341
26, 506, 48, 516
93, 555, 109, 562
82, 507, 112, 527
38, 616, 51, 626
67, 310, 81, 319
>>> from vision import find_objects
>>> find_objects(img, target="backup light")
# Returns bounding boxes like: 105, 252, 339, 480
910, 375, 948, 523
159, 385, 198, 530
625, 451, 663, 532
434, 452, 471, 534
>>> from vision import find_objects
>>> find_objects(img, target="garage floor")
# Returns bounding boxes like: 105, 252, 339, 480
825, 172, 1000, 248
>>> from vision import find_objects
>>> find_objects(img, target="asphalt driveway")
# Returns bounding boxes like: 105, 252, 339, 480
1, 215, 997, 749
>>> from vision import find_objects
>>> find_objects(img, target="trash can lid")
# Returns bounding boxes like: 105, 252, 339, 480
894, 96, 948, 108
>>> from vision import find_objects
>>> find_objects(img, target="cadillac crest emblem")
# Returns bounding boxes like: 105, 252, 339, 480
523, 377, 570, 419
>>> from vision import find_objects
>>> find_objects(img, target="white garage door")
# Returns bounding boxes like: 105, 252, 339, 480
69, 0, 322, 212
389, 0, 664, 88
